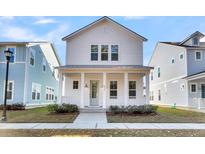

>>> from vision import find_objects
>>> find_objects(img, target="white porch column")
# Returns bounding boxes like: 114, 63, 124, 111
145, 73, 150, 104
58, 72, 63, 104
102, 72, 107, 108
80, 72, 85, 108
124, 72, 128, 106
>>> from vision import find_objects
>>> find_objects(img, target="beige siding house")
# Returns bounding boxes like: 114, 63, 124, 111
57, 16, 152, 111
149, 31, 205, 110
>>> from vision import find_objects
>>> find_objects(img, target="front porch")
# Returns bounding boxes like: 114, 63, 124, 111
57, 65, 151, 109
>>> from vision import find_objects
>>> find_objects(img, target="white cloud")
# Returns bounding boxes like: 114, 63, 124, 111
124, 16, 145, 20
0, 16, 14, 20
34, 17, 57, 25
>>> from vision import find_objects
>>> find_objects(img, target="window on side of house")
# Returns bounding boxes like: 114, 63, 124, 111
150, 72, 153, 81
111, 45, 118, 61
195, 51, 202, 61
91, 45, 98, 61
150, 91, 154, 101
6, 81, 14, 100
42, 57, 46, 72
171, 58, 175, 64
179, 53, 184, 60
190, 83, 197, 93
157, 67, 161, 78
110, 81, 117, 99
180, 83, 185, 91
46, 87, 54, 101
7, 47, 16, 63
101, 45, 108, 61
30, 49, 35, 66
32, 83, 41, 100
129, 81, 136, 99
73, 81, 79, 89
158, 90, 161, 101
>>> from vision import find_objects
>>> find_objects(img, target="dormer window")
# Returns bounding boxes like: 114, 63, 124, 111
193, 37, 199, 46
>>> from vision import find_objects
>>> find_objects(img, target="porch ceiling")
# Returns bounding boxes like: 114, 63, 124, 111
56, 65, 153, 73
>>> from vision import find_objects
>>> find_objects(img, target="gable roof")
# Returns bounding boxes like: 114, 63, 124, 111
62, 16, 147, 41
179, 31, 204, 45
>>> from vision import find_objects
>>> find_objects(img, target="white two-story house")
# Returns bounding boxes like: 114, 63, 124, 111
149, 31, 205, 110
57, 16, 152, 111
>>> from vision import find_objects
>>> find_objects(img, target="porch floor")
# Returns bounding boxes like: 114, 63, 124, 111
74, 113, 107, 124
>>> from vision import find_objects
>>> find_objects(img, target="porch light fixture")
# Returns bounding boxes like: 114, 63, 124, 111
1, 50, 13, 122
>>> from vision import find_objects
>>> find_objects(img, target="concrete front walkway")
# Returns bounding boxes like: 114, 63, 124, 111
74, 113, 107, 124
1, 123, 205, 129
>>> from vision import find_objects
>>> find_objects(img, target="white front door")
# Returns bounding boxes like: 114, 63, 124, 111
90, 80, 99, 106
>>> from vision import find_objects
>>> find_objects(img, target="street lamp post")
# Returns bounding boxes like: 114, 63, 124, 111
1, 50, 13, 122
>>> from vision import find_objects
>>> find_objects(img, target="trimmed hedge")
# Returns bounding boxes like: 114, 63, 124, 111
47, 104, 79, 114
108, 105, 158, 115
0, 103, 25, 110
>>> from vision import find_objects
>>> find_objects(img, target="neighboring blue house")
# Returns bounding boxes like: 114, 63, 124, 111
0, 42, 61, 106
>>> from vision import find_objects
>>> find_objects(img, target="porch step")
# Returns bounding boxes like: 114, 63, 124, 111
80, 107, 106, 113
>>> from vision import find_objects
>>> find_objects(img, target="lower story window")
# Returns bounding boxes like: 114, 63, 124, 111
73, 81, 79, 89
158, 90, 161, 101
129, 81, 136, 99
6, 81, 14, 100
46, 87, 54, 101
150, 91, 154, 101
32, 83, 41, 100
110, 81, 117, 99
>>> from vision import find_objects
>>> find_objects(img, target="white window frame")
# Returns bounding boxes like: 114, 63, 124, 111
111, 45, 119, 61
150, 91, 154, 101
129, 81, 136, 99
42, 57, 46, 72
179, 52, 184, 61
29, 48, 36, 67
101, 45, 109, 61
32, 83, 41, 101
73, 80, 79, 90
6, 46, 16, 64
195, 51, 202, 61
150, 71, 153, 81
190, 83, 197, 93
193, 37, 199, 46
91, 45, 98, 61
110, 81, 117, 99
46, 86, 54, 101
158, 89, 161, 101
3, 80, 14, 101
157, 67, 161, 78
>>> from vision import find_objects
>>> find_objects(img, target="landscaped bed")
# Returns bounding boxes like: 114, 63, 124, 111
107, 106, 205, 123
0, 129, 205, 137
0, 107, 78, 123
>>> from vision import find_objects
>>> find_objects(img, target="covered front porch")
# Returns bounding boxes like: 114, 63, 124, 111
57, 65, 152, 109
186, 71, 205, 109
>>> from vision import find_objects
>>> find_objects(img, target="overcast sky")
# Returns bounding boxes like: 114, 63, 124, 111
0, 16, 205, 65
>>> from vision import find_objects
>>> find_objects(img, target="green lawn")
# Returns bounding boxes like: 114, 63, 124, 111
0, 107, 78, 123
0, 129, 205, 137
107, 107, 205, 123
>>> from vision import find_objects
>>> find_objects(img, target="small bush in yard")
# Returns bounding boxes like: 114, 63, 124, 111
47, 104, 78, 114
109, 105, 158, 115
0, 103, 25, 110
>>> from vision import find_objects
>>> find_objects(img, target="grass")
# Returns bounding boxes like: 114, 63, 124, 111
0, 129, 205, 137
107, 106, 205, 123
0, 107, 78, 123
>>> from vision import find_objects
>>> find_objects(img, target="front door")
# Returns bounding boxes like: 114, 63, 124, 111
90, 80, 99, 106
201, 84, 205, 98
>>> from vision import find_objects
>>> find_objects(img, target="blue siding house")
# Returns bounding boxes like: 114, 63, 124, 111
0, 42, 61, 106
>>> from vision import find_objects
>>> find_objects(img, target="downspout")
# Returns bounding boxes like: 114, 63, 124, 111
23, 44, 29, 105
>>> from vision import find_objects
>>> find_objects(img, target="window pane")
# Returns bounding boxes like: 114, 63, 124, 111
129, 81, 136, 89
91, 45, 98, 52
111, 53, 118, 61
101, 45, 108, 53
6, 91, 12, 100
129, 90, 136, 97
8, 48, 15, 63
101, 53, 108, 60
110, 81, 117, 89
37, 93, 40, 100
111, 45, 118, 53
91, 53, 98, 61
191, 84, 196, 92
32, 92, 36, 100
196, 52, 201, 59
110, 91, 117, 97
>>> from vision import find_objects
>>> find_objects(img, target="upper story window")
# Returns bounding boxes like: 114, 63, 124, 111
111, 45, 118, 61
179, 53, 184, 60
32, 83, 41, 100
190, 83, 197, 93
30, 49, 35, 66
42, 57, 46, 72
158, 90, 161, 101
91, 45, 98, 61
195, 51, 202, 61
150, 71, 153, 81
101, 45, 108, 61
193, 37, 199, 46
7, 46, 15, 63
171, 58, 175, 64
157, 67, 161, 78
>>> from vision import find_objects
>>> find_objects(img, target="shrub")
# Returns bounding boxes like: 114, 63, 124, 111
109, 105, 158, 115
0, 103, 25, 110
47, 104, 78, 114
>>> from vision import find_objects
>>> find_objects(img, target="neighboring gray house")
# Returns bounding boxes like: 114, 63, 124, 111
149, 31, 205, 109
0, 42, 61, 106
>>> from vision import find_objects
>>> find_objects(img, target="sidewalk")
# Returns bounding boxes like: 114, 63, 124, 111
1, 123, 205, 129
